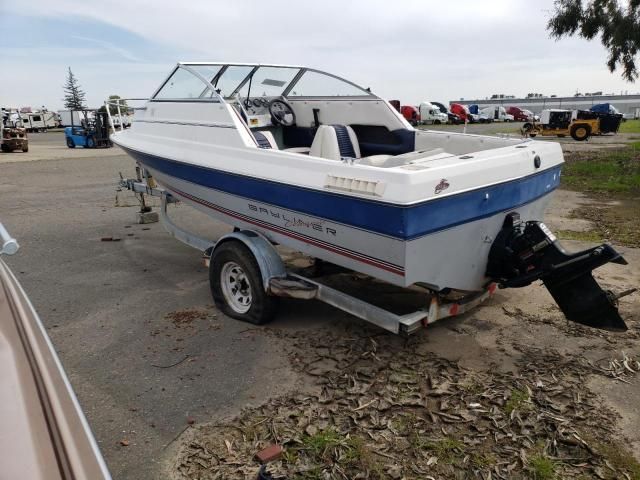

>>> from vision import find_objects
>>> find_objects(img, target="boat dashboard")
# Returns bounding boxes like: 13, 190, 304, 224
237, 95, 275, 129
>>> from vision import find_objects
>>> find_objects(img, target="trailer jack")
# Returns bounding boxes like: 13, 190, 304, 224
487, 212, 634, 331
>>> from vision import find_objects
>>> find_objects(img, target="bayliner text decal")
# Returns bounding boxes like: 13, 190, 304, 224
248, 204, 337, 236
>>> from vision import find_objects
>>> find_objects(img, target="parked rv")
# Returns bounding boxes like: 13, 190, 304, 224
20, 111, 58, 132
418, 102, 448, 125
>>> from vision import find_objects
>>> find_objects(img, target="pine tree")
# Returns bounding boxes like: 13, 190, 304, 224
548, 0, 640, 81
63, 67, 87, 110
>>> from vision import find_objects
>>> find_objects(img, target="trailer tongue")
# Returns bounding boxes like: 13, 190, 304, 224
487, 213, 633, 331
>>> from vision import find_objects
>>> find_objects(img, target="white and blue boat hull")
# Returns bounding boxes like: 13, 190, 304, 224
124, 147, 561, 291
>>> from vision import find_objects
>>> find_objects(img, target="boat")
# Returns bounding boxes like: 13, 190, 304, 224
109, 62, 631, 332
0, 223, 111, 480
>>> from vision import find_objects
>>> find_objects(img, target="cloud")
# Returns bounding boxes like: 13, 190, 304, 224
71, 36, 141, 62
1, 0, 637, 109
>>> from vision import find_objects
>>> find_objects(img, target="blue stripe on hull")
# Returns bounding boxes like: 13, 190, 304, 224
122, 146, 561, 241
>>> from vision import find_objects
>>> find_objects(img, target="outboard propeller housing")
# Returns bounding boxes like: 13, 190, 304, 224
487, 212, 632, 331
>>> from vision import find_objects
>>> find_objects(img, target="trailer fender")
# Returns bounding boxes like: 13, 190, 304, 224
212, 231, 286, 291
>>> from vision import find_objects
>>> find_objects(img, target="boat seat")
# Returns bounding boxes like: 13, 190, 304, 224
253, 130, 278, 149
257, 125, 396, 162
310, 125, 394, 164
310, 125, 361, 161
358, 148, 447, 167
253, 130, 311, 154
309, 125, 360, 160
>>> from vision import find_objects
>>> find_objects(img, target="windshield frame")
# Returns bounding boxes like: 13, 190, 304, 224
151, 63, 376, 103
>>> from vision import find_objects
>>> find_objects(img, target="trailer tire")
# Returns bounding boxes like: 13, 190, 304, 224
210, 241, 279, 325
570, 124, 591, 141
66, 137, 75, 148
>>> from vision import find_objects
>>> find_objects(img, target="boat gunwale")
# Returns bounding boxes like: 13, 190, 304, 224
112, 135, 562, 208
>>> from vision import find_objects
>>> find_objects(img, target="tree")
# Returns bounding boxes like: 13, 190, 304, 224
106, 95, 128, 115
63, 67, 87, 110
547, 0, 640, 81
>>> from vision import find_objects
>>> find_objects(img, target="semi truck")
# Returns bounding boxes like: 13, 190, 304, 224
418, 102, 448, 125
449, 103, 471, 122
506, 106, 530, 122
480, 105, 514, 122
400, 105, 420, 126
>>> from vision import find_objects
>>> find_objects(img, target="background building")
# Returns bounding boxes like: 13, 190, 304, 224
452, 94, 640, 117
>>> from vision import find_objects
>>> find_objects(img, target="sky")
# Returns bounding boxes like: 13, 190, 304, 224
0, 0, 638, 111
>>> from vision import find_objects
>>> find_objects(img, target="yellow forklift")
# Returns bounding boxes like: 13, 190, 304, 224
1, 110, 29, 153
522, 109, 599, 141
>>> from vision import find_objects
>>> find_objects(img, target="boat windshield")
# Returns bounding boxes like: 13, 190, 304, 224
153, 63, 374, 102
154, 65, 222, 100
235, 67, 300, 98
213, 65, 254, 97
287, 70, 371, 97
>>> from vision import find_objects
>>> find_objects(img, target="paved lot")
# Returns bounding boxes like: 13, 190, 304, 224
1, 131, 639, 478
1, 132, 302, 478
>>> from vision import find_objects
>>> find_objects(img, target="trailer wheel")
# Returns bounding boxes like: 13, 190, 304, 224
66, 137, 75, 148
210, 241, 279, 325
570, 124, 591, 141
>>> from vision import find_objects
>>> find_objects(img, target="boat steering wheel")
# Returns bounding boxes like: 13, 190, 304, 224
269, 99, 296, 127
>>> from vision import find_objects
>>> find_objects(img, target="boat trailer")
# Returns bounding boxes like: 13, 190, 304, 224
119, 176, 497, 335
